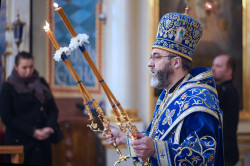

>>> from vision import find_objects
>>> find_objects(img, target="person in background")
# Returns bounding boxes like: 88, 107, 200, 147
103, 12, 224, 165
0, 52, 59, 166
212, 54, 239, 166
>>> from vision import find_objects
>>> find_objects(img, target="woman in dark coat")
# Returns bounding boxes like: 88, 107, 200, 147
0, 52, 59, 166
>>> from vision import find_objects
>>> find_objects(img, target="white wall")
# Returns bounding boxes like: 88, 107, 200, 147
102, 0, 151, 128
137, 0, 151, 125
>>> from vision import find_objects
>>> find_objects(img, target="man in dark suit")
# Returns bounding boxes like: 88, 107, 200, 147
212, 54, 239, 166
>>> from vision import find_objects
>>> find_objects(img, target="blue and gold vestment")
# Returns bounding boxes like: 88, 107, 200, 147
128, 67, 224, 166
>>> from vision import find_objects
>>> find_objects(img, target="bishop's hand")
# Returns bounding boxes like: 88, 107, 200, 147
102, 123, 127, 146
130, 133, 155, 159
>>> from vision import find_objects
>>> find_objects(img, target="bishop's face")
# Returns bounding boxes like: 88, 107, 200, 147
148, 48, 174, 89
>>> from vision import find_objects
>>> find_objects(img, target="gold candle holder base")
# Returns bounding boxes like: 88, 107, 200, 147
113, 142, 130, 166
114, 155, 130, 166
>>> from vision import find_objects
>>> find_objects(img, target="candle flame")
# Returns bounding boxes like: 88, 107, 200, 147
43, 21, 50, 31
54, 3, 59, 8
207, 4, 212, 9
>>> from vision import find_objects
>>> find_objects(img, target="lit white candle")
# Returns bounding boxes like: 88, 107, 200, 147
54, 2, 77, 37
43, 21, 60, 50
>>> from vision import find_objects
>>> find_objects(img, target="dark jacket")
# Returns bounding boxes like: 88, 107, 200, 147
216, 80, 239, 165
0, 78, 58, 166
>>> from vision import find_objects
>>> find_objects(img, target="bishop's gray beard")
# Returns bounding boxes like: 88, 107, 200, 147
150, 61, 174, 89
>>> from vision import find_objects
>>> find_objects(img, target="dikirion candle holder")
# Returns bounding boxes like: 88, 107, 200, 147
53, 2, 151, 165
54, 2, 139, 138
44, 21, 130, 165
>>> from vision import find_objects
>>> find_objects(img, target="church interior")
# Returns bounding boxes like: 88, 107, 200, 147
0, 0, 250, 165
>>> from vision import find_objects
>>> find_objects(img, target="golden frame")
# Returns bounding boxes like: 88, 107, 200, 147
149, 0, 250, 121
241, 0, 250, 120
